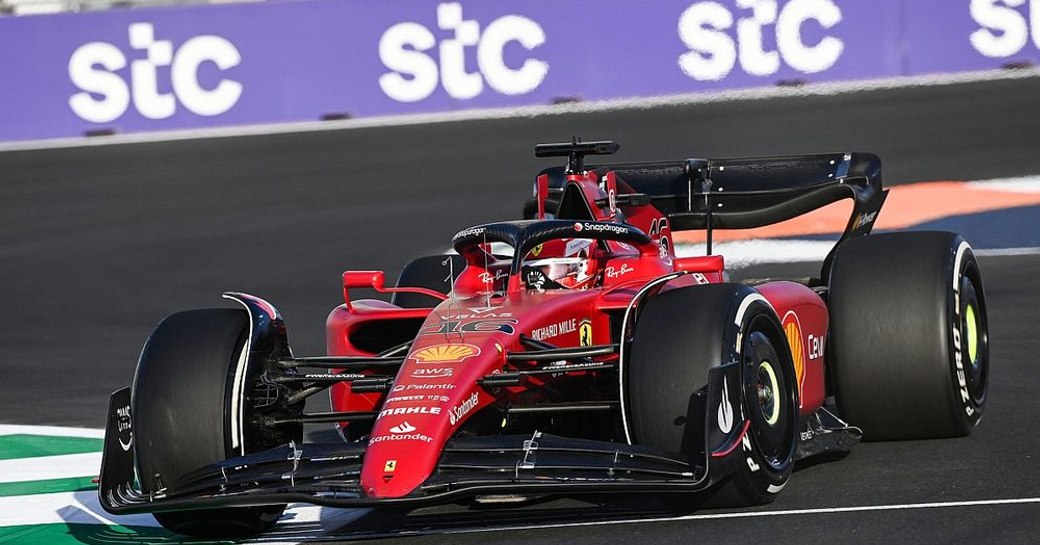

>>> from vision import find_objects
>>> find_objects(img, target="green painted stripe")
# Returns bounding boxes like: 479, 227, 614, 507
0, 435, 103, 460
0, 476, 97, 497
0, 522, 231, 545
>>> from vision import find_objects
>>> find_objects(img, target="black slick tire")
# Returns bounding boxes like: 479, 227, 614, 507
828, 231, 988, 441
391, 255, 465, 308
132, 309, 285, 537
627, 284, 798, 506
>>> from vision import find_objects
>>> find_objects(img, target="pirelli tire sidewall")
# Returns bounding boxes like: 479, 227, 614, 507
718, 295, 799, 505
949, 241, 988, 429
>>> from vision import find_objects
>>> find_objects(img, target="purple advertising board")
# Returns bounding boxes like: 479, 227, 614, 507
1, 0, 1039, 142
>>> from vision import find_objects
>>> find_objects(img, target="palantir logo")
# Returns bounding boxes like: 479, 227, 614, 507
378, 2, 548, 102
68, 23, 243, 123
677, 0, 844, 81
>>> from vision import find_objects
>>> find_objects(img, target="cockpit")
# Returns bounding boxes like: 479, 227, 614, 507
449, 220, 658, 296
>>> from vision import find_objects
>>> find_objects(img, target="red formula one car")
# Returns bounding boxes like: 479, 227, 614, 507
99, 140, 989, 537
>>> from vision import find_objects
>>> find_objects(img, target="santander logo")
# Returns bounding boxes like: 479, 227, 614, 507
449, 392, 480, 426
390, 421, 417, 434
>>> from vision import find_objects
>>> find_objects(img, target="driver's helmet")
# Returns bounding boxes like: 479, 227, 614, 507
522, 238, 600, 290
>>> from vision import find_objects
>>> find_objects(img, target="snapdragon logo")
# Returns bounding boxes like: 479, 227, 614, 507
969, 0, 1040, 58
677, 0, 844, 81
68, 23, 242, 123
378, 2, 548, 102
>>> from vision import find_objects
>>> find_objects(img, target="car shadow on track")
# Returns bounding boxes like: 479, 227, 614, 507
270, 454, 857, 541
262, 494, 734, 542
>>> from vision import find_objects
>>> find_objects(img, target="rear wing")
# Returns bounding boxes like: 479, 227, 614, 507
605, 153, 883, 230
535, 143, 887, 280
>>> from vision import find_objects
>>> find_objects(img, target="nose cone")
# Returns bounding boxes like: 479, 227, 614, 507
361, 415, 445, 498
359, 339, 497, 498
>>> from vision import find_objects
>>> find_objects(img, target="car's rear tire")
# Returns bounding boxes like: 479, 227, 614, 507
132, 309, 291, 537
627, 284, 798, 506
828, 232, 988, 441
523, 197, 560, 220
391, 255, 465, 308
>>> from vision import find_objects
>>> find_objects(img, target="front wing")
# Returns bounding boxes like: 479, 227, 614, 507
98, 388, 715, 514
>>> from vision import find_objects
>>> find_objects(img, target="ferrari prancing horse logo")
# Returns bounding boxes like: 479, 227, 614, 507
579, 320, 593, 347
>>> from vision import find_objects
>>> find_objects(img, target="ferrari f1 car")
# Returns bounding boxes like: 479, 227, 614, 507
99, 140, 989, 537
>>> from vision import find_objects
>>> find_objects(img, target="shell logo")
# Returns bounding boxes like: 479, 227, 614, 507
411, 343, 480, 363
782, 311, 806, 407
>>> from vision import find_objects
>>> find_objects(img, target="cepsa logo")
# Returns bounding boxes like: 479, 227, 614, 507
378, 2, 548, 102
677, 0, 844, 81
68, 23, 242, 123
970, 0, 1040, 58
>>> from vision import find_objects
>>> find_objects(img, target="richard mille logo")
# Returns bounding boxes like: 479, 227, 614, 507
116, 404, 133, 451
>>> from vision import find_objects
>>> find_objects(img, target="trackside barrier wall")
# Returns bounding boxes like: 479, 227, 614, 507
1, 0, 1039, 142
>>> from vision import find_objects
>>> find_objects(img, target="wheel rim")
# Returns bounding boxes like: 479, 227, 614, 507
959, 274, 987, 405
965, 304, 979, 365
742, 323, 795, 469
757, 361, 780, 426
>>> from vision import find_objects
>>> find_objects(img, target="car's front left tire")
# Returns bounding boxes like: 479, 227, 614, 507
626, 284, 798, 507
132, 308, 295, 537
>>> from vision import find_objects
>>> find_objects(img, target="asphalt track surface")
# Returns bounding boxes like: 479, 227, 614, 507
2, 74, 1040, 543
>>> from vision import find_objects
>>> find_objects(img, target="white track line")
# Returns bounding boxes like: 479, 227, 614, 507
969, 176, 1040, 192
675, 239, 834, 267
976, 247, 1040, 256
0, 452, 101, 483
0, 490, 159, 528
444, 497, 1040, 536
675, 242, 1040, 267
0, 425, 105, 439
2, 67, 1040, 152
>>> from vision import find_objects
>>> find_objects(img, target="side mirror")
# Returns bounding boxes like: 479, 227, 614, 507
341, 270, 448, 309
342, 271, 385, 289
342, 271, 385, 308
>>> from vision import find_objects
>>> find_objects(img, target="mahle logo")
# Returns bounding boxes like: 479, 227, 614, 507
378, 2, 548, 102
68, 23, 243, 123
